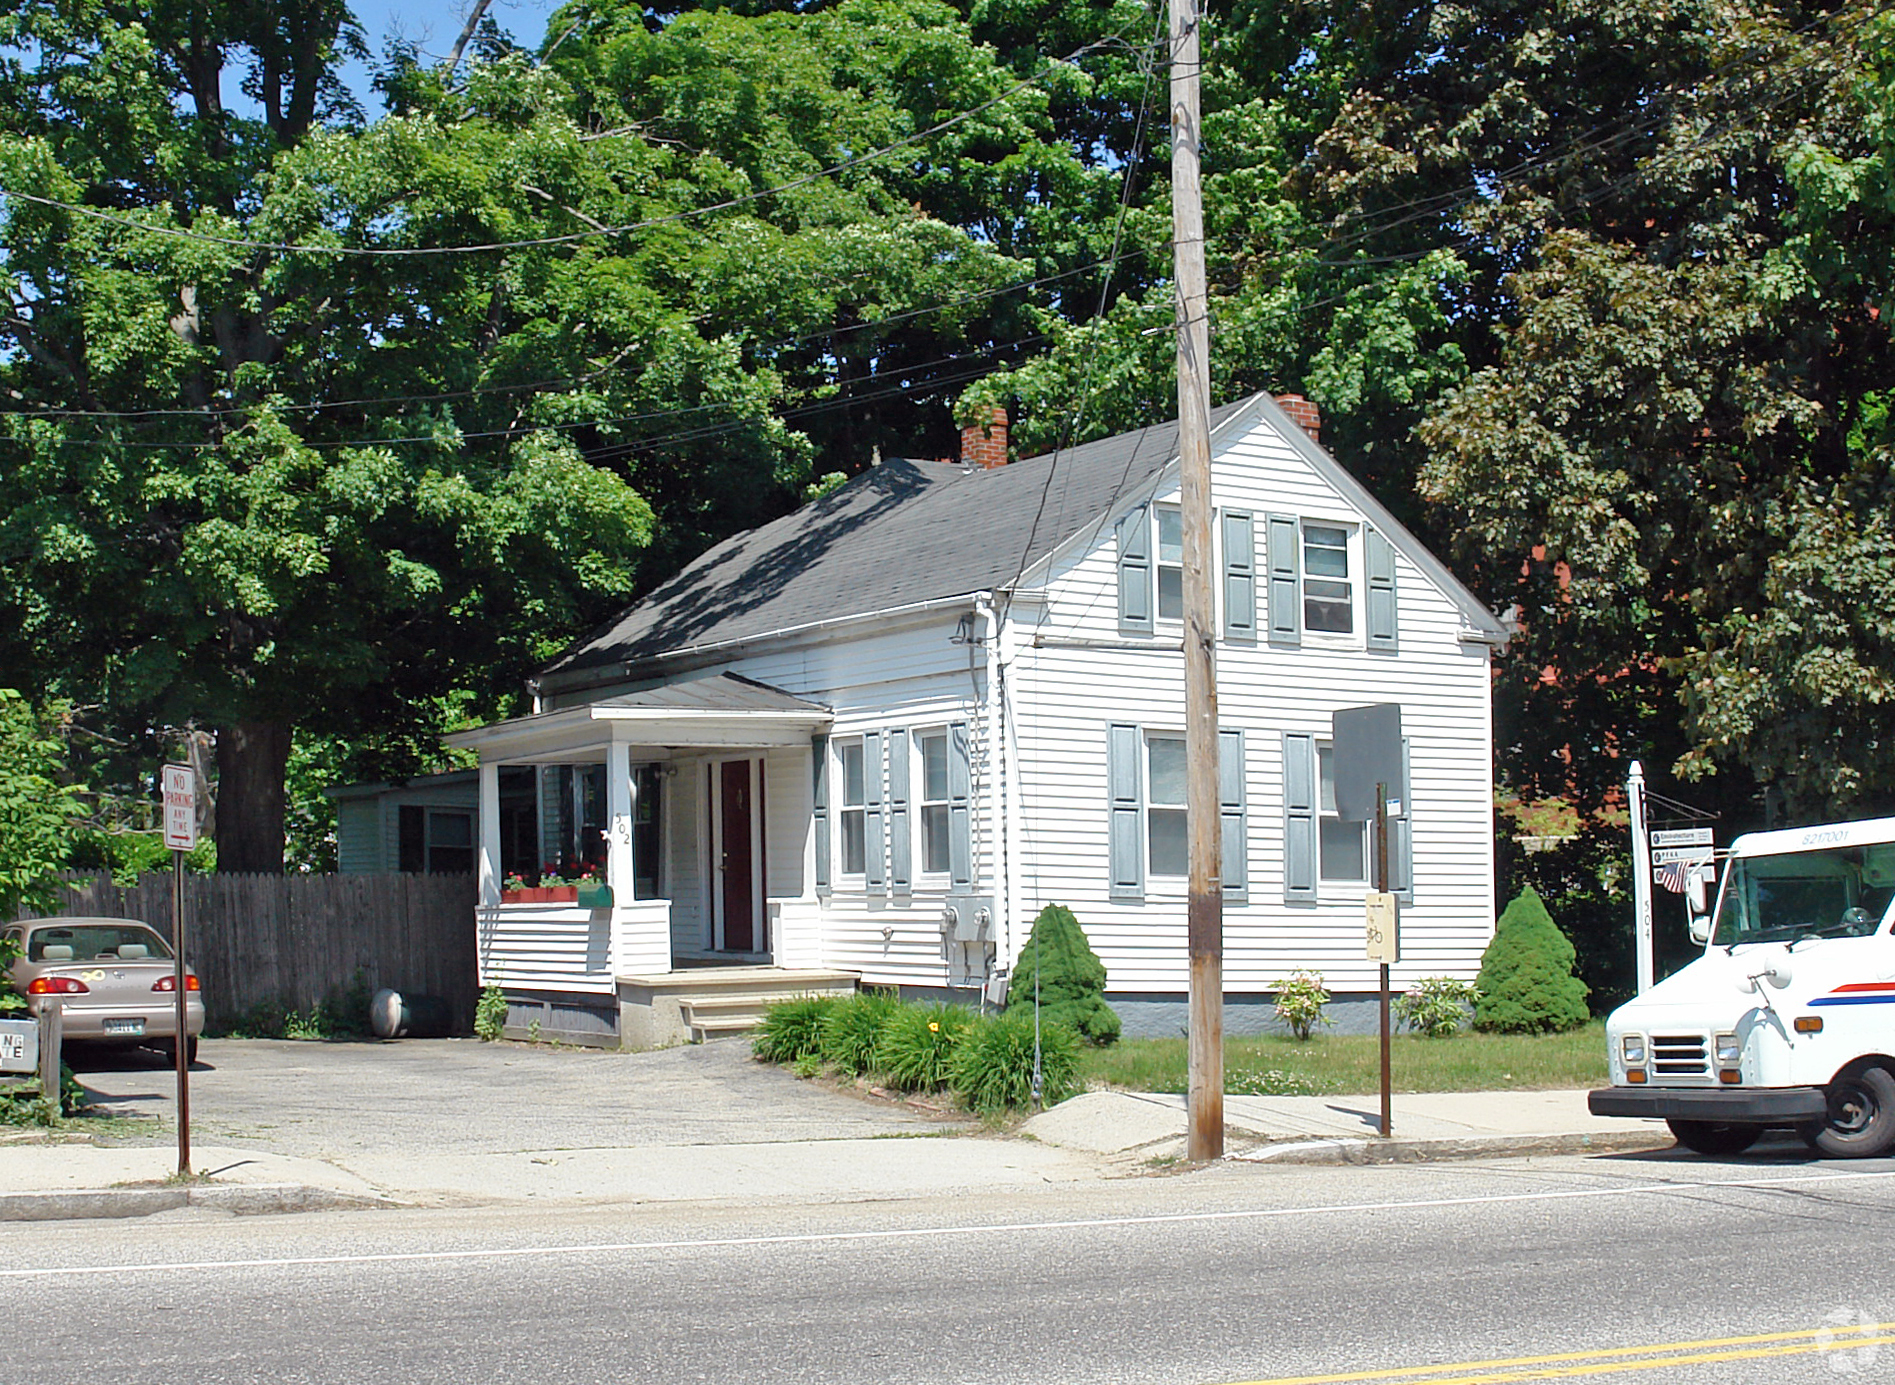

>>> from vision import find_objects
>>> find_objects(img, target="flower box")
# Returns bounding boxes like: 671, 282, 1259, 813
501, 885, 579, 905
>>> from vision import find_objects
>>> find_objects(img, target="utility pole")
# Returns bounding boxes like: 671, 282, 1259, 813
1171, 0, 1222, 1162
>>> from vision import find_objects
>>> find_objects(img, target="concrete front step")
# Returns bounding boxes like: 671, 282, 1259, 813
616, 966, 859, 1049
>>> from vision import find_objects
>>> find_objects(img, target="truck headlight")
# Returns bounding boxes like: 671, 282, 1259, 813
1620, 1035, 1647, 1066
1715, 1033, 1742, 1065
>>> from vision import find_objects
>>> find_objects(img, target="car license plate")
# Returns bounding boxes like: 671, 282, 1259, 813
102, 1018, 145, 1036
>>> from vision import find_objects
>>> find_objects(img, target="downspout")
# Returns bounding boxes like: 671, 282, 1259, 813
976, 593, 1007, 975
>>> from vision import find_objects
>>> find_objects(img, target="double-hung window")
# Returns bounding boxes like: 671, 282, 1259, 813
1146, 732, 1188, 877
1155, 505, 1184, 622
1316, 745, 1366, 883
839, 739, 867, 876
917, 729, 952, 876
1303, 523, 1355, 635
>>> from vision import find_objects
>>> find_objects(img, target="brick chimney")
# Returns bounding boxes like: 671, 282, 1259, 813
960, 404, 1009, 469
1275, 393, 1321, 444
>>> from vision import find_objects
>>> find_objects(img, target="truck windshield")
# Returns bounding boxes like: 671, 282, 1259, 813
1714, 842, 1895, 946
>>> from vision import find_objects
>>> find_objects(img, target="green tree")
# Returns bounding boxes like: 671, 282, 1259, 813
1475, 886, 1591, 1033
0, 690, 85, 918
1006, 902, 1120, 1045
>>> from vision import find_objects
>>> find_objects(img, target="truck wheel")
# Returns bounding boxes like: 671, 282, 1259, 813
1804, 1065, 1895, 1158
1666, 1119, 1762, 1156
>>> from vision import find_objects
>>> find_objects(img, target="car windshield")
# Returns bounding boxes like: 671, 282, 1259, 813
1713, 844, 1895, 946
27, 924, 172, 963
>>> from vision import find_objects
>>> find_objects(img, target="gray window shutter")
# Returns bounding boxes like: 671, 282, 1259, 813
1282, 732, 1317, 902
1366, 527, 1398, 653
1221, 509, 1256, 641
1266, 514, 1302, 646
948, 721, 973, 890
1108, 723, 1145, 901
1117, 503, 1154, 636
1389, 737, 1413, 900
864, 729, 885, 892
1219, 728, 1247, 902
888, 728, 911, 895
812, 735, 831, 895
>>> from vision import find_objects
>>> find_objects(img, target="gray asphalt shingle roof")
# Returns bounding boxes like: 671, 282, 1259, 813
548, 399, 1259, 677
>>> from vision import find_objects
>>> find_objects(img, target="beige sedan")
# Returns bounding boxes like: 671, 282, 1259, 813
4, 917, 204, 1063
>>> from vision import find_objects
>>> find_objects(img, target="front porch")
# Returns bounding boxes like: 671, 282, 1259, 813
449, 675, 853, 1048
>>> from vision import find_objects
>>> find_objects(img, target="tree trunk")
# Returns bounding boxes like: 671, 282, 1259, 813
215, 721, 292, 874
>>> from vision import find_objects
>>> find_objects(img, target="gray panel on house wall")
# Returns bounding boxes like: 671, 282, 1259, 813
1108, 723, 1144, 901
811, 735, 831, 894
1219, 728, 1247, 903
1266, 514, 1302, 646
1117, 503, 1154, 636
1366, 527, 1398, 653
1221, 510, 1256, 641
1282, 731, 1317, 902
888, 727, 911, 895
948, 721, 972, 890
864, 729, 886, 892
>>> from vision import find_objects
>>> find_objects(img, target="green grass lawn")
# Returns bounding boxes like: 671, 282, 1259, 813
1077, 1021, 1609, 1096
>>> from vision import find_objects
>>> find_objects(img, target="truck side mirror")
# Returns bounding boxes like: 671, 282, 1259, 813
1689, 913, 1712, 946
1686, 869, 1710, 916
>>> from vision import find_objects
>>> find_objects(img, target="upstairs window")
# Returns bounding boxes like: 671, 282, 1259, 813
1303, 523, 1355, 635
1156, 505, 1184, 622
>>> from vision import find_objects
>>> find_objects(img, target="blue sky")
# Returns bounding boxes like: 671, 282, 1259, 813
343, 0, 567, 105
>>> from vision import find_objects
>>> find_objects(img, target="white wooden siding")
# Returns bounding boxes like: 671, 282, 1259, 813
476, 905, 615, 994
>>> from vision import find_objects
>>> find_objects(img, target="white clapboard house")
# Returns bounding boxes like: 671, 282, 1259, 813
447, 393, 1510, 1045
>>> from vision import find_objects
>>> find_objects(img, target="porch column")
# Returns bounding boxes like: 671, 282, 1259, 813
478, 760, 501, 908
606, 733, 634, 908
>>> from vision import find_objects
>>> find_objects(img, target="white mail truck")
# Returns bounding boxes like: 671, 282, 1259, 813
1589, 815, 1895, 1156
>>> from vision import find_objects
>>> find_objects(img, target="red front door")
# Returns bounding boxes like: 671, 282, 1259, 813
720, 759, 756, 952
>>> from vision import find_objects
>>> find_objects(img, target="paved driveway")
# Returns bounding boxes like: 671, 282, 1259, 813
71, 1037, 950, 1160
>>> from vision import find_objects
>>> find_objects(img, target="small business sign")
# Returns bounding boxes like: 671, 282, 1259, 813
0, 1019, 37, 1075
1649, 827, 1715, 849
162, 763, 196, 852
1651, 845, 1716, 865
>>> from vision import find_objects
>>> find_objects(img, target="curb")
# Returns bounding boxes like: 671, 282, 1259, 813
1229, 1130, 1672, 1165
0, 1182, 395, 1223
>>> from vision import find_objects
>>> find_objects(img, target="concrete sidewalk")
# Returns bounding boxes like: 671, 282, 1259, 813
0, 1084, 1674, 1221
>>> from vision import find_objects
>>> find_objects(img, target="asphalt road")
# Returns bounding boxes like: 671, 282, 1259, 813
8, 1149, 1895, 1384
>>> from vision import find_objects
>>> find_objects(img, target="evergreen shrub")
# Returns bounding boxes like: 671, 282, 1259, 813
820, 989, 904, 1075
949, 1009, 1081, 1112
1006, 903, 1121, 1045
876, 1002, 973, 1091
1474, 887, 1591, 1033
752, 994, 842, 1064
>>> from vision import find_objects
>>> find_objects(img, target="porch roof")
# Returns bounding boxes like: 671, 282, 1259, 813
446, 674, 832, 763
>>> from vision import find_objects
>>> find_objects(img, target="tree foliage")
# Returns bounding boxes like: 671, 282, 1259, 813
0, 690, 85, 918
1474, 887, 1592, 1033
1006, 902, 1120, 1045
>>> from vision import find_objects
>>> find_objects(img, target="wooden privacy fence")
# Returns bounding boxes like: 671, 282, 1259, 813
22, 872, 478, 1034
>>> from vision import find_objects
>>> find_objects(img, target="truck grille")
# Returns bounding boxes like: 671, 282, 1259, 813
1652, 1034, 1710, 1078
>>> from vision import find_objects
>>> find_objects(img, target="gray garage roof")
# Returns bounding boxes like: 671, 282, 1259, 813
545, 398, 1262, 680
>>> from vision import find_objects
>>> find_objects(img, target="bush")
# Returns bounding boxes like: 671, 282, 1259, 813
949, 1009, 1081, 1112
1006, 903, 1121, 1045
752, 993, 842, 1064
474, 985, 508, 1042
820, 990, 904, 1075
1394, 976, 1475, 1038
1475, 886, 1591, 1033
1271, 970, 1333, 1041
876, 1002, 974, 1091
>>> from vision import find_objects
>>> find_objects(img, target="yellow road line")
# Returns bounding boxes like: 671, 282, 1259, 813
1215, 1322, 1895, 1385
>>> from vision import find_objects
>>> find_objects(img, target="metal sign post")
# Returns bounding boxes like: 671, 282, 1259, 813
1336, 705, 1403, 1139
1627, 762, 1654, 994
161, 762, 195, 1176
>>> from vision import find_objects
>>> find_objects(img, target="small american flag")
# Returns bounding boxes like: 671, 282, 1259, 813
1655, 860, 1706, 893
